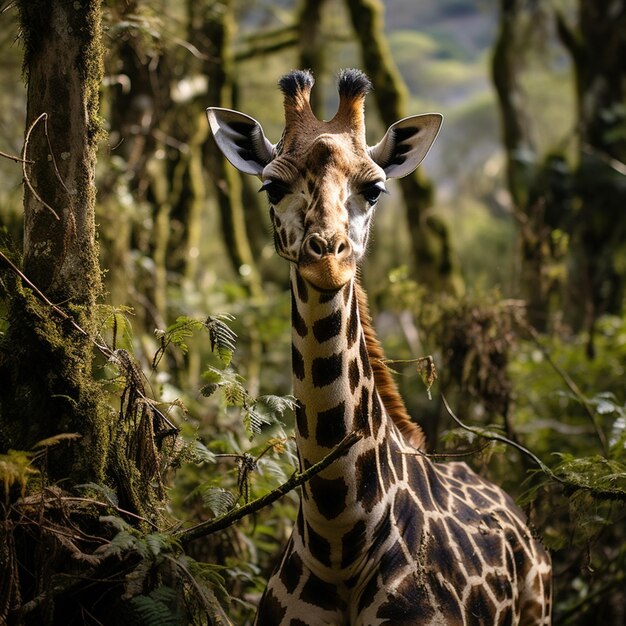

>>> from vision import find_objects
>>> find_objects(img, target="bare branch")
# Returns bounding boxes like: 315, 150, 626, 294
514, 313, 609, 455
0, 249, 88, 336
21, 112, 60, 220
442, 395, 626, 502
0, 149, 33, 164
441, 394, 552, 475
178, 430, 363, 545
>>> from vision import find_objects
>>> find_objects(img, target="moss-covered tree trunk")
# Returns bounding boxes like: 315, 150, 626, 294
0, 0, 107, 483
199, 0, 262, 298
557, 2, 626, 343
492, 0, 548, 328
297, 0, 327, 117
344, 0, 462, 295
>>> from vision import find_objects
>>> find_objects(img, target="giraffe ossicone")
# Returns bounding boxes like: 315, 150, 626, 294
207, 69, 551, 626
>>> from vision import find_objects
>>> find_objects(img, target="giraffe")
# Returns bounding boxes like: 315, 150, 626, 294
206, 69, 552, 626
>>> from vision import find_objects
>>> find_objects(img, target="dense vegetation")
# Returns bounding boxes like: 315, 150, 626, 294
0, 0, 625, 624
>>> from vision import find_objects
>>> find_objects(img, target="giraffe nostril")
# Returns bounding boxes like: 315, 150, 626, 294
308, 237, 324, 258
334, 237, 352, 259
303, 233, 352, 262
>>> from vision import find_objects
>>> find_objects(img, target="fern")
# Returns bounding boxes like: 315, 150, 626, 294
554, 453, 626, 496
75, 482, 120, 507
0, 449, 37, 495
185, 559, 228, 597
97, 529, 136, 557
224, 382, 246, 407
153, 313, 237, 369
32, 432, 82, 449
204, 314, 237, 367
96, 304, 134, 350
243, 404, 272, 439
200, 366, 244, 400
153, 316, 204, 367
187, 440, 216, 464
202, 487, 237, 517
255, 394, 297, 416
129, 588, 180, 626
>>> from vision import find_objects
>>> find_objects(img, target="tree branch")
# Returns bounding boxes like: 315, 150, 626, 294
442, 395, 626, 501
441, 394, 552, 475
21, 112, 60, 220
0, 149, 33, 164
177, 430, 363, 545
514, 313, 609, 455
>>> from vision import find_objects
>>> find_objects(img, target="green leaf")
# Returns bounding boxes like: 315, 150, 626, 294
0, 449, 37, 495
32, 432, 81, 448
97, 529, 136, 557
202, 487, 237, 517
205, 314, 237, 367
255, 394, 297, 417
223, 383, 245, 407
243, 405, 272, 440
129, 586, 181, 624
75, 482, 120, 507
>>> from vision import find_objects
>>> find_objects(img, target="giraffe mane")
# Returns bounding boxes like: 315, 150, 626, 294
355, 281, 426, 451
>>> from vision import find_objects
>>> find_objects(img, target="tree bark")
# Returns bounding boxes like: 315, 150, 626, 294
557, 1, 626, 342
492, 0, 556, 330
297, 0, 327, 117
197, 0, 262, 298
344, 0, 462, 295
0, 0, 106, 482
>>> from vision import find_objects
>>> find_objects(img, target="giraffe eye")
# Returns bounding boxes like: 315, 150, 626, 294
362, 181, 386, 205
260, 180, 289, 205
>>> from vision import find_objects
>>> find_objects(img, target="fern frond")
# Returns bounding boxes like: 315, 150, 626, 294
130, 587, 181, 626
224, 383, 246, 407
96, 529, 136, 557
188, 440, 216, 464
75, 482, 120, 507
256, 394, 297, 417
205, 314, 237, 367
96, 304, 134, 349
153, 316, 204, 368
202, 487, 237, 517
32, 432, 82, 449
0, 449, 37, 495
243, 405, 272, 439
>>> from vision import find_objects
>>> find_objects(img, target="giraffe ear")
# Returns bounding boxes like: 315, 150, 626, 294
206, 107, 275, 177
369, 113, 443, 179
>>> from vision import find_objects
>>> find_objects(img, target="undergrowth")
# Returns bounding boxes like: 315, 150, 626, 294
0, 305, 299, 625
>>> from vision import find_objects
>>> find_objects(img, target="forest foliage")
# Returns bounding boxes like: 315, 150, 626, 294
0, 0, 625, 624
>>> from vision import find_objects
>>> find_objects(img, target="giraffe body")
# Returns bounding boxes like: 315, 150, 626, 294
207, 69, 551, 626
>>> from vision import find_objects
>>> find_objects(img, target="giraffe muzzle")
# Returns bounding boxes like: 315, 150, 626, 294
298, 233, 355, 291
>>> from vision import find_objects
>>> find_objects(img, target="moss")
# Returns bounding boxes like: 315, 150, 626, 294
0, 269, 108, 483
1, 1, 108, 484
345, 0, 463, 295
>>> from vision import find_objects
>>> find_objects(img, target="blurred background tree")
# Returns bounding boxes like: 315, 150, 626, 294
1, 0, 625, 623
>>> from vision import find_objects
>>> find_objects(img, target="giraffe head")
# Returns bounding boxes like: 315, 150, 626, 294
207, 69, 442, 291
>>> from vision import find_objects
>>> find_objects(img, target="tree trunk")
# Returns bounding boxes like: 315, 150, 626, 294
102, 0, 173, 331
557, 1, 626, 343
298, 0, 327, 117
491, 0, 555, 330
198, 0, 262, 298
0, 0, 106, 482
344, 0, 463, 295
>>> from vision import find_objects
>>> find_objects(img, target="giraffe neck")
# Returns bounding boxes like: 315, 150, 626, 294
289, 267, 412, 575
254, 267, 553, 621
290, 267, 383, 468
